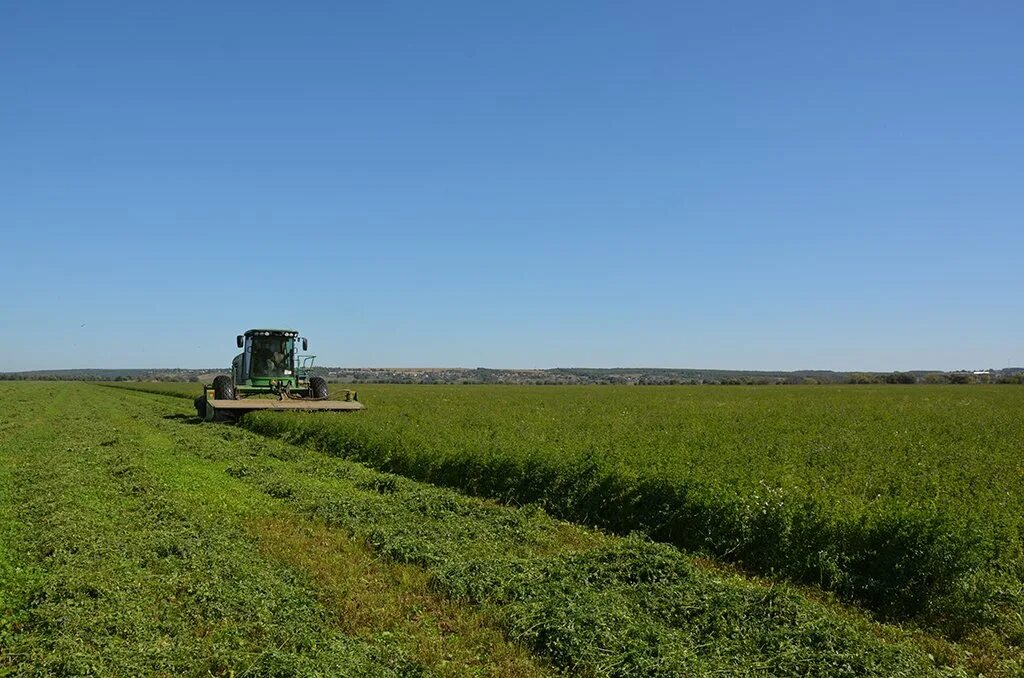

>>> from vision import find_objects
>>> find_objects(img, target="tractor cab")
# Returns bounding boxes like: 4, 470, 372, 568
232, 329, 309, 391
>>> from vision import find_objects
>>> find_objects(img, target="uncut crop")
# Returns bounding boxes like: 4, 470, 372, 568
241, 384, 1024, 640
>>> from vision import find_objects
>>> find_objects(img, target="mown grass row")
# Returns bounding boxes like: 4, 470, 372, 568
2, 383, 561, 676
235, 384, 1024, 642
0, 385, 419, 676
82, 381, 990, 675
96, 380, 200, 399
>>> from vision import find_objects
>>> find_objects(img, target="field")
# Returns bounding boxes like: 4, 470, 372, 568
109, 384, 1024, 646
3, 382, 1022, 674
237, 386, 1024, 635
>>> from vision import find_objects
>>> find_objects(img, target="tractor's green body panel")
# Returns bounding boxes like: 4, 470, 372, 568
196, 328, 362, 421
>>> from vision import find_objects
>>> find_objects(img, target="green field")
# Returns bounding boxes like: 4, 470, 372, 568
232, 385, 1024, 639
103, 382, 1024, 636
9, 381, 1020, 674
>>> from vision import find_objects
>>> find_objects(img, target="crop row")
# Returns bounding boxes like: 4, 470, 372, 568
98, 381, 1024, 641
237, 384, 1024, 642
97, 380, 199, 399
1, 384, 420, 675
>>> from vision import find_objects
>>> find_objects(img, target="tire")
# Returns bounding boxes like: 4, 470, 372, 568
309, 376, 329, 399
213, 375, 236, 400
194, 396, 207, 418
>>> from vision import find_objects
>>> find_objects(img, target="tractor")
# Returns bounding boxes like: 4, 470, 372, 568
195, 328, 363, 421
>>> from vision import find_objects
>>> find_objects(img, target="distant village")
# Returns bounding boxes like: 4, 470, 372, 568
317, 367, 1023, 385
4, 366, 1022, 385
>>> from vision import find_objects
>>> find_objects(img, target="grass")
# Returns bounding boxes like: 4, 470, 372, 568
228, 383, 1024, 640
96, 380, 201, 399
1, 381, 985, 675
250, 515, 549, 675
0, 383, 543, 676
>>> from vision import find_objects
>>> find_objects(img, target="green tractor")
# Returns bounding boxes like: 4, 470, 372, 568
195, 328, 363, 421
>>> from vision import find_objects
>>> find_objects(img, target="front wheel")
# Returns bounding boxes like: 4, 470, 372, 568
213, 375, 236, 400
194, 396, 207, 418
309, 376, 329, 399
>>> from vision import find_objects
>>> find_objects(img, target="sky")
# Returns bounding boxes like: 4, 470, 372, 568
2, 1, 1022, 372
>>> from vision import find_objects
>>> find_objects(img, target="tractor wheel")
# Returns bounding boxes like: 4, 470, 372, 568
194, 396, 207, 418
213, 375, 236, 400
310, 376, 329, 399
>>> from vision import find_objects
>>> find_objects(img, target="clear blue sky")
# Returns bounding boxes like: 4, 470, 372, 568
3, 2, 1021, 372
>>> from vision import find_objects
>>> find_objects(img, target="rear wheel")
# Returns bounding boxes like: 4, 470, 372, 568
194, 396, 207, 418
309, 376, 329, 399
213, 375, 236, 400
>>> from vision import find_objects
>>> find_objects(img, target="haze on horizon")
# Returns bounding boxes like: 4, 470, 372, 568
3, 2, 1021, 373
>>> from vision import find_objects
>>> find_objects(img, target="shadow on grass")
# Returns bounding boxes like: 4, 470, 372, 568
163, 414, 203, 425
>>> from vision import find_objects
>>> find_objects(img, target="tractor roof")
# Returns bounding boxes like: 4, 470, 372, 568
244, 328, 299, 337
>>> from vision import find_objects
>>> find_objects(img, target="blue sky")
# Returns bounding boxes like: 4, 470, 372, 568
3, 2, 1021, 371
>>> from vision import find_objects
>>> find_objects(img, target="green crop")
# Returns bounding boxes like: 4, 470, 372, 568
3, 382, 990, 675
97, 381, 202, 399
238, 384, 1024, 642
0, 384, 421, 676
